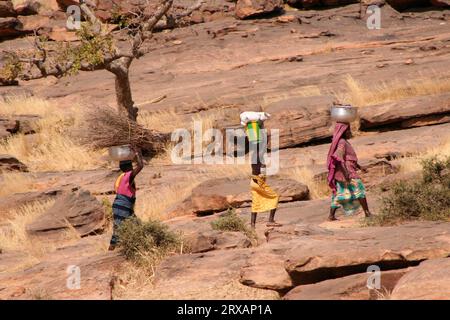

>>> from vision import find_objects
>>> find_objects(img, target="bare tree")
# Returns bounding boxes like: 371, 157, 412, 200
0, 0, 204, 120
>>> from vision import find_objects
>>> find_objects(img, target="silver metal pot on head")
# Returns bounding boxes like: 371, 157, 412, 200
330, 105, 357, 123
109, 145, 134, 161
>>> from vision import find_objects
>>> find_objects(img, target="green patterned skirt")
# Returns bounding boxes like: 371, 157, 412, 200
331, 178, 366, 216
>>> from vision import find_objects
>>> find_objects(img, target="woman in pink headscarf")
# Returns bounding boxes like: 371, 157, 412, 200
327, 122, 372, 221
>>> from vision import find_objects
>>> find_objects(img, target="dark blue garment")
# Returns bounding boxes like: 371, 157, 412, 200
110, 194, 136, 245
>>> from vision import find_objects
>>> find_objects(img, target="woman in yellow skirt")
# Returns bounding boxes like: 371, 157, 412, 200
243, 114, 281, 229
251, 174, 280, 228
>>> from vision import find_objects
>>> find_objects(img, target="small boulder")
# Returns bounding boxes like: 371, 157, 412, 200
187, 230, 252, 253
235, 0, 284, 20
0, 17, 22, 38
12, 0, 43, 15
431, 0, 450, 6
26, 189, 106, 238
386, 0, 429, 10
391, 258, 450, 300
0, 1, 15, 17
0, 185, 79, 217
284, 268, 410, 300
16, 15, 51, 34
0, 154, 28, 172
0, 115, 39, 137
240, 252, 293, 291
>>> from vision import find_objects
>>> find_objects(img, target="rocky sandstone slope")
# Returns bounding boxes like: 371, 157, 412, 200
0, 1, 449, 299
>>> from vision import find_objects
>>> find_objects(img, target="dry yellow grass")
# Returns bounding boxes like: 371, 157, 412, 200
373, 288, 392, 300
398, 136, 450, 174
0, 97, 102, 172
135, 183, 194, 221
0, 96, 55, 116
0, 200, 55, 256
312, 42, 336, 56
0, 198, 84, 272
0, 172, 37, 196
337, 74, 450, 107
138, 108, 225, 133
138, 109, 184, 133
261, 85, 322, 109
285, 166, 329, 199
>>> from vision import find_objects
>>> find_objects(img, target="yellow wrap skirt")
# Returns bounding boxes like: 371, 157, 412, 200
251, 175, 279, 213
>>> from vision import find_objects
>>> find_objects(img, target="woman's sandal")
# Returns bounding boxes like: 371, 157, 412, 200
266, 221, 282, 227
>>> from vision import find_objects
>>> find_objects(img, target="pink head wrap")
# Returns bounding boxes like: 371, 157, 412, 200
327, 122, 350, 193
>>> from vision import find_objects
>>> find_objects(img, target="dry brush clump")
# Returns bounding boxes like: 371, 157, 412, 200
116, 217, 183, 273
366, 156, 450, 226
211, 208, 256, 239
76, 106, 169, 157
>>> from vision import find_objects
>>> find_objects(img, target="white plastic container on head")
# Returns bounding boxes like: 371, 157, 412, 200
330, 105, 357, 123
109, 145, 134, 161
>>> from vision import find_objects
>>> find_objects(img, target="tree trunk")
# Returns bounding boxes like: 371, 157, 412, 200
106, 57, 137, 121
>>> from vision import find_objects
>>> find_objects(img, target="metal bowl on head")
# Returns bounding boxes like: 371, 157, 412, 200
109, 144, 134, 161
330, 105, 357, 123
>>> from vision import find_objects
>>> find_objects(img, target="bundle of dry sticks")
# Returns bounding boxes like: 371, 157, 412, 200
78, 107, 169, 156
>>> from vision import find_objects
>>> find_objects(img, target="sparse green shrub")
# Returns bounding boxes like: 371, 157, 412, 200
54, 23, 114, 76
422, 156, 450, 184
116, 217, 181, 271
367, 156, 450, 226
111, 5, 131, 29
211, 208, 255, 239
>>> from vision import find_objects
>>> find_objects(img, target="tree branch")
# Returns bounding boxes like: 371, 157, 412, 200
132, 0, 174, 57
79, 0, 102, 33
176, 0, 205, 19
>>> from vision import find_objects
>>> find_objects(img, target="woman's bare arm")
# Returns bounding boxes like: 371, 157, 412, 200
131, 148, 144, 180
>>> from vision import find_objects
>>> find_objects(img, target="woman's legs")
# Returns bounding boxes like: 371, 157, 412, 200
250, 141, 261, 229
251, 210, 282, 228
109, 215, 125, 250
328, 207, 338, 221
329, 191, 339, 221
268, 209, 276, 222
267, 208, 282, 227
358, 197, 372, 217
251, 212, 257, 229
